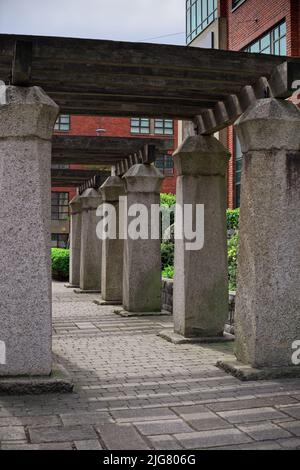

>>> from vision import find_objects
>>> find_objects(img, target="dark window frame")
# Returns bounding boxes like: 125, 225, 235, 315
155, 155, 174, 176
54, 114, 71, 132
243, 21, 286, 56
186, 0, 218, 44
154, 119, 174, 136
232, 0, 247, 11
51, 192, 69, 221
51, 233, 69, 249
130, 118, 150, 134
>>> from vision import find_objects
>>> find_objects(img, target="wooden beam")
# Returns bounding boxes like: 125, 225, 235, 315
11, 40, 32, 85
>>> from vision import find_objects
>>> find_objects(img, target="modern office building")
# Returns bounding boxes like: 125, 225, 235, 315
186, 0, 297, 207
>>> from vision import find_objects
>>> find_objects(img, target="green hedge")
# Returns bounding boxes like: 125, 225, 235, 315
227, 209, 240, 231
51, 248, 69, 281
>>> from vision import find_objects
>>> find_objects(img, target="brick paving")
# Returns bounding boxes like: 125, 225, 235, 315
1, 281, 300, 450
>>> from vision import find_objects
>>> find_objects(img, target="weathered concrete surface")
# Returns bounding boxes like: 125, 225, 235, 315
173, 135, 230, 338
234, 98, 300, 368
80, 189, 102, 292
100, 176, 125, 303
122, 164, 163, 312
69, 194, 82, 288
0, 86, 58, 376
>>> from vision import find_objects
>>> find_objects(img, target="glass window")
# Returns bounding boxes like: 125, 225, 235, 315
130, 118, 150, 134
51, 192, 69, 220
244, 21, 286, 56
234, 134, 242, 208
54, 114, 70, 132
155, 155, 174, 176
186, 0, 217, 44
154, 119, 174, 135
51, 233, 69, 249
232, 0, 245, 8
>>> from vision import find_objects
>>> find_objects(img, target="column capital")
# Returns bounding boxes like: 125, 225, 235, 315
80, 188, 102, 211
100, 176, 125, 202
235, 98, 300, 153
69, 194, 83, 215
123, 163, 163, 194
0, 86, 59, 140
173, 135, 230, 177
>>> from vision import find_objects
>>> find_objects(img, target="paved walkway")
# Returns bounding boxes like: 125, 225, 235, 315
0, 282, 300, 450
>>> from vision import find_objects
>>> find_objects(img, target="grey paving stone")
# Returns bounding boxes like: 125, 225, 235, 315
278, 420, 300, 436
1, 442, 74, 450
29, 425, 97, 443
278, 437, 300, 449
60, 411, 112, 426
207, 396, 298, 412
148, 435, 183, 450
238, 422, 292, 441
111, 407, 178, 423
135, 419, 193, 436
215, 441, 282, 450
174, 428, 252, 449
218, 407, 286, 424
74, 439, 103, 450
172, 405, 231, 431
96, 423, 150, 450
0, 426, 26, 441
0, 415, 61, 428
278, 404, 300, 419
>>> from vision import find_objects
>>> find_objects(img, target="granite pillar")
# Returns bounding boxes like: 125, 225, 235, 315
69, 194, 82, 287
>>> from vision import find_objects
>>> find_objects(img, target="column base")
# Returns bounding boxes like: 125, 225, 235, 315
73, 289, 101, 295
93, 298, 122, 306
114, 308, 171, 317
217, 359, 300, 382
0, 364, 73, 395
158, 329, 234, 345
64, 283, 79, 289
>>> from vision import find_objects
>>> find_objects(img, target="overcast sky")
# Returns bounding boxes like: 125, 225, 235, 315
0, 0, 186, 45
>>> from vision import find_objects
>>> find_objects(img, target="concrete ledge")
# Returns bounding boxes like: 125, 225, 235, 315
64, 283, 79, 289
0, 364, 74, 395
114, 308, 171, 317
217, 359, 300, 382
158, 329, 234, 345
93, 299, 122, 306
73, 289, 101, 294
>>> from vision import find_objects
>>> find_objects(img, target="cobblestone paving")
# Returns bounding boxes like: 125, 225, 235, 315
1, 282, 300, 450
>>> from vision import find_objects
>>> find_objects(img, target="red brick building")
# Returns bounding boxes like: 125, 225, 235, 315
51, 116, 178, 247
187, 0, 297, 207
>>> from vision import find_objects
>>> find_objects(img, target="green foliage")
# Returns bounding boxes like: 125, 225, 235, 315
160, 193, 176, 208
228, 233, 239, 291
227, 209, 240, 231
51, 248, 69, 281
162, 265, 174, 279
161, 242, 174, 271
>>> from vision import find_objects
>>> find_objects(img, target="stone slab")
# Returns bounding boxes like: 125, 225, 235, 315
158, 329, 234, 345
64, 283, 79, 289
114, 309, 171, 317
74, 289, 101, 294
93, 299, 122, 306
0, 364, 73, 395
217, 359, 300, 381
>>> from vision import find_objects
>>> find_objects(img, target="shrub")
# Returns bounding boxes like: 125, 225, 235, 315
160, 193, 176, 207
51, 248, 70, 281
227, 208, 240, 231
162, 265, 174, 279
228, 233, 239, 292
161, 242, 174, 271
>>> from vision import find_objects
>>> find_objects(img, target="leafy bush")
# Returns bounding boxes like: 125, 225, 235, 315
160, 193, 176, 207
227, 209, 240, 231
228, 233, 239, 291
51, 248, 69, 281
162, 265, 174, 279
161, 242, 174, 271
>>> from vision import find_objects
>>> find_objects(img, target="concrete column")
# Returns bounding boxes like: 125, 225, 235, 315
173, 135, 230, 339
0, 86, 58, 376
234, 98, 300, 368
79, 188, 102, 292
123, 164, 163, 312
100, 176, 125, 303
69, 194, 82, 287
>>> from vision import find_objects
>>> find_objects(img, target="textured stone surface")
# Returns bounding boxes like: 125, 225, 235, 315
80, 189, 102, 292
69, 195, 82, 287
100, 176, 125, 302
122, 164, 164, 312
172, 135, 230, 338
0, 86, 58, 376
234, 98, 300, 368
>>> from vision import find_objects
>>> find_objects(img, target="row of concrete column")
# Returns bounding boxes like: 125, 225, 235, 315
0, 85, 299, 378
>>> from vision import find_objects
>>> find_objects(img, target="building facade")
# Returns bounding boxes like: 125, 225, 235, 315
51, 116, 178, 247
186, 0, 298, 208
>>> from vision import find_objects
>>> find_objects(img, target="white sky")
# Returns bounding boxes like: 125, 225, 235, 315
0, 0, 186, 45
